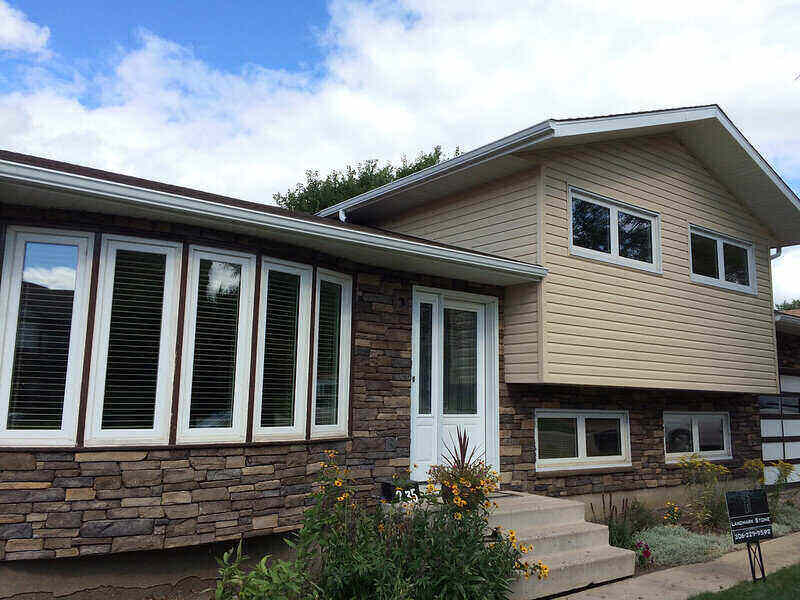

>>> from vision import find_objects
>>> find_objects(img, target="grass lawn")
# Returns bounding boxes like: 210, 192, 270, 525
689, 563, 800, 599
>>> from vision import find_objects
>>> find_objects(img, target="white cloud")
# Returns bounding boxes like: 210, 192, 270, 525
772, 245, 800, 305
0, 1, 798, 293
0, 1, 49, 56
206, 261, 241, 300
23, 266, 75, 290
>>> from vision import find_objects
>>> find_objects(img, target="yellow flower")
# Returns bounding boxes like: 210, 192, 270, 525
334, 479, 343, 487
378, 523, 385, 532
454, 512, 462, 520
426, 484, 436, 493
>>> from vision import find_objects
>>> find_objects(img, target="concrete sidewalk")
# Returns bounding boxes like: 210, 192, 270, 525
564, 531, 800, 599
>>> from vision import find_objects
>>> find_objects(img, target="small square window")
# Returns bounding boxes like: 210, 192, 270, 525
664, 412, 731, 462
535, 410, 630, 471
689, 226, 755, 294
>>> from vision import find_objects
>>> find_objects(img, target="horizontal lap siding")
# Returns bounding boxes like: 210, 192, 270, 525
504, 283, 539, 380
540, 134, 779, 394
377, 169, 540, 264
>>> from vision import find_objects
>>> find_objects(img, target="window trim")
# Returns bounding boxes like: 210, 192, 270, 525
534, 409, 632, 472
252, 257, 313, 442
177, 245, 256, 444
688, 225, 757, 295
85, 235, 182, 447
310, 268, 352, 439
0, 226, 94, 447
568, 186, 662, 274
663, 411, 732, 463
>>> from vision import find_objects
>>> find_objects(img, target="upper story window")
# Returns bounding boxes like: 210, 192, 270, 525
85, 235, 182, 446
0, 227, 93, 447
311, 269, 352, 438
253, 259, 313, 441
177, 246, 256, 443
689, 226, 756, 294
569, 187, 661, 273
535, 409, 632, 471
663, 411, 732, 462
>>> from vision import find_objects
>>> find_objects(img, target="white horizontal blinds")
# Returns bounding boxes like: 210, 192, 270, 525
101, 249, 166, 429
261, 269, 301, 427
8, 241, 79, 429
314, 279, 342, 426
189, 258, 242, 428
442, 308, 478, 415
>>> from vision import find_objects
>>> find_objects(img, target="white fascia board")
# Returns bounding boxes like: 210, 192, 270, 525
316, 121, 555, 217
550, 105, 721, 137
0, 158, 547, 283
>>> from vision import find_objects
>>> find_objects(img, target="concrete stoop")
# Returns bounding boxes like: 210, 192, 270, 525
489, 492, 635, 599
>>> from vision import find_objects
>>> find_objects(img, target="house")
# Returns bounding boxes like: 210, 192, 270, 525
760, 310, 800, 484
0, 104, 798, 561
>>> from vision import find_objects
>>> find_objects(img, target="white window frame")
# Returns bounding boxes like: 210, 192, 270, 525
688, 225, 757, 295
177, 246, 256, 444
85, 235, 182, 446
568, 187, 662, 274
534, 409, 632, 472
0, 226, 94, 447
310, 269, 352, 439
663, 411, 732, 463
252, 258, 313, 442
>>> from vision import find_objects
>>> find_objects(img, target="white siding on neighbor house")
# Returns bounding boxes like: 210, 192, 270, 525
538, 134, 779, 394
377, 168, 540, 264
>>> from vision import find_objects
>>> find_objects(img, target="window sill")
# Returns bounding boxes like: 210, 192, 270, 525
689, 274, 756, 296
534, 465, 634, 477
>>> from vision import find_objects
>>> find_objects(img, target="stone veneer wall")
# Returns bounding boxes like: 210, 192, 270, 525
0, 204, 763, 560
777, 331, 800, 374
499, 385, 762, 496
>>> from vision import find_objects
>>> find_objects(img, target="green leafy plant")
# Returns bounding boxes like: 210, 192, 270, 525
428, 427, 499, 510
636, 525, 732, 567
590, 493, 656, 549
743, 457, 797, 520
215, 544, 314, 600
678, 454, 730, 531
634, 540, 655, 569
663, 501, 682, 526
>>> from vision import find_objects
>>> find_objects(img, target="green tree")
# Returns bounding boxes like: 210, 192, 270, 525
777, 298, 800, 311
274, 146, 458, 214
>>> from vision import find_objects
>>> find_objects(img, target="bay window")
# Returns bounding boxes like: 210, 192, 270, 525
664, 412, 732, 462
252, 259, 313, 441
177, 247, 256, 443
535, 409, 631, 471
569, 187, 661, 273
311, 269, 352, 438
85, 235, 182, 445
0, 227, 93, 446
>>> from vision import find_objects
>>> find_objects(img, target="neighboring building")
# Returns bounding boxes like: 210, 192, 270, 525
760, 310, 800, 483
0, 105, 798, 560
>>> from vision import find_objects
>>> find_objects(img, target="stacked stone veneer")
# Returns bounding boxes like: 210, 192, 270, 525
0, 204, 764, 559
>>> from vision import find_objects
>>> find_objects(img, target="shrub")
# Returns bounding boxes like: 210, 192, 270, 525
744, 457, 797, 518
633, 540, 655, 570
636, 525, 731, 567
773, 501, 800, 531
589, 494, 656, 550
216, 443, 548, 600
678, 454, 730, 531
428, 428, 498, 510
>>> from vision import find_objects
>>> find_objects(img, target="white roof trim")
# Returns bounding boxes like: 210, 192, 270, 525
0, 158, 547, 283
318, 105, 800, 224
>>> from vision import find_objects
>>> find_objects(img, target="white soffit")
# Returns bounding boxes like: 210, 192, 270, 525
320, 105, 800, 245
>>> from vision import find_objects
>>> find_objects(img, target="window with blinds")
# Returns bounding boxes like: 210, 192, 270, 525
101, 249, 167, 429
261, 270, 301, 427
8, 241, 80, 429
312, 270, 352, 436
189, 259, 243, 428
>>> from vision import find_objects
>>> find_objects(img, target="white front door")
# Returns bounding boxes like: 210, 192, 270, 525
410, 288, 498, 481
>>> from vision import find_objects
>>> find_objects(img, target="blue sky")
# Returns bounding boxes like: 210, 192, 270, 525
0, 0, 798, 300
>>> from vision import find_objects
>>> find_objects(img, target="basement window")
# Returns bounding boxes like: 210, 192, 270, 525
535, 409, 631, 471
689, 226, 756, 294
569, 187, 661, 273
664, 412, 732, 462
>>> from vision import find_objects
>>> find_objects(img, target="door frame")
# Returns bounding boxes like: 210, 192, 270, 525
410, 285, 500, 479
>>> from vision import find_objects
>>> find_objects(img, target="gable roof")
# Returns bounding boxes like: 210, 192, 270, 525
318, 105, 800, 246
0, 149, 546, 285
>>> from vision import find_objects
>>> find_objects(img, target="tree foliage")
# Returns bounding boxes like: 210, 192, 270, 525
776, 298, 800, 311
273, 146, 458, 214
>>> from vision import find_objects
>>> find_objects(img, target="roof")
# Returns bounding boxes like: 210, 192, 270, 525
0, 149, 546, 286
776, 310, 800, 335
318, 105, 800, 246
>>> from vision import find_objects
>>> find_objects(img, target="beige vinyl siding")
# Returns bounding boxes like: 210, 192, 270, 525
538, 133, 779, 394
504, 283, 540, 380
377, 168, 540, 264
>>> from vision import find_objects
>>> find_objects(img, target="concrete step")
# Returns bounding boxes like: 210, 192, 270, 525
511, 545, 635, 600
515, 521, 610, 556
488, 493, 586, 530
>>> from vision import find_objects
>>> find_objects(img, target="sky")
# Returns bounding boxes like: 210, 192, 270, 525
0, 0, 798, 302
